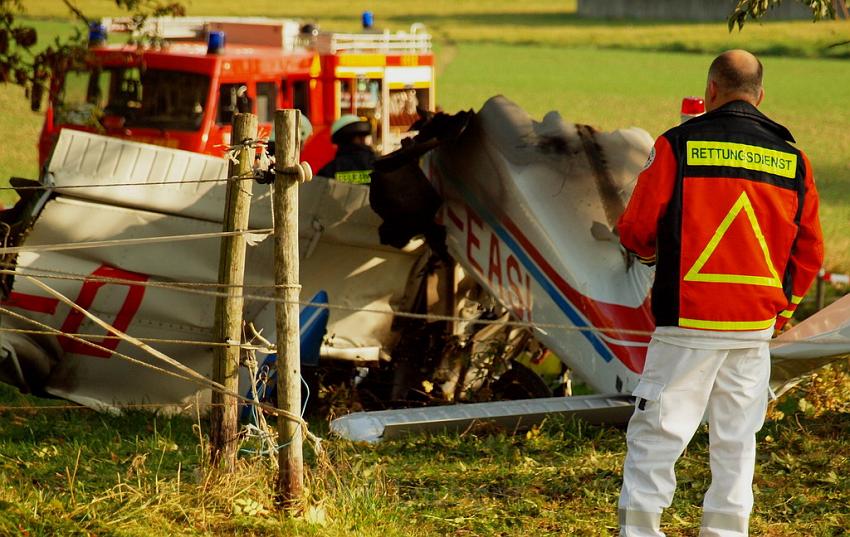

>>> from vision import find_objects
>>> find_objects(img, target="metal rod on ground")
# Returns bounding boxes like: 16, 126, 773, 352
274, 109, 304, 503
210, 113, 258, 469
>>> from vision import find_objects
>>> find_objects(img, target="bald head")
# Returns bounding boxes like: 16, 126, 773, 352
705, 50, 764, 111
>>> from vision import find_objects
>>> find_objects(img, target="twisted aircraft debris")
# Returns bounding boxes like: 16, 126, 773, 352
0, 97, 848, 440
333, 96, 850, 441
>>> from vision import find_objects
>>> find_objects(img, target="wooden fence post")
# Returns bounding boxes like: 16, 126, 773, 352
273, 109, 304, 503
210, 113, 258, 469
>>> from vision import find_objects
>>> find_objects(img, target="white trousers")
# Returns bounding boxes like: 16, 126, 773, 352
618, 338, 770, 537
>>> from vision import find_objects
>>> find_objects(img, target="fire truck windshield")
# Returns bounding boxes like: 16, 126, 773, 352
56, 67, 210, 131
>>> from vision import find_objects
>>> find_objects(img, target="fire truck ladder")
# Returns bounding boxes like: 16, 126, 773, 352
102, 16, 304, 49
316, 26, 432, 54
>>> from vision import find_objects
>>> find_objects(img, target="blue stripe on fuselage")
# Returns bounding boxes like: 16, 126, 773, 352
443, 169, 615, 363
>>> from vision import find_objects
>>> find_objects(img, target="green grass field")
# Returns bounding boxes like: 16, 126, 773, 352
1, 2, 850, 535
2, 379, 849, 536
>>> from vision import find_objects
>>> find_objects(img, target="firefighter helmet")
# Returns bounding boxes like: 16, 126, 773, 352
331, 114, 371, 144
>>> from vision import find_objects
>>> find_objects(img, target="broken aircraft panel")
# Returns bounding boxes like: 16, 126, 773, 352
368, 95, 850, 411
0, 129, 427, 410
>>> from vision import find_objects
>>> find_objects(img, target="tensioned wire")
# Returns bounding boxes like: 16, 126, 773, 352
0, 174, 259, 191
0, 267, 848, 345
0, 301, 322, 453
0, 138, 270, 193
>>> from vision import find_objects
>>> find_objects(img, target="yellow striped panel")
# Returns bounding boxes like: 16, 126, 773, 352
338, 54, 386, 67
687, 141, 797, 179
679, 317, 776, 331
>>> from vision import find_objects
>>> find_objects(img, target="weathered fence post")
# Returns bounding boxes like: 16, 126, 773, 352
211, 112, 258, 469
274, 109, 304, 503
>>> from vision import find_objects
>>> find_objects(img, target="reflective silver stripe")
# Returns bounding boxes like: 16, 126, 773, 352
619, 508, 661, 529
702, 511, 748, 533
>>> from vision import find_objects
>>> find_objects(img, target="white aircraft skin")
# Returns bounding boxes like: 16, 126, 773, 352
0, 129, 426, 410
421, 96, 850, 398
2, 98, 848, 413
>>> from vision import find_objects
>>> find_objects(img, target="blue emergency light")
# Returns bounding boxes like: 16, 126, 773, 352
207, 30, 225, 54
88, 22, 107, 47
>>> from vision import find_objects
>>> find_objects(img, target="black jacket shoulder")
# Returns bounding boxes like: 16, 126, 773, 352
662, 100, 796, 147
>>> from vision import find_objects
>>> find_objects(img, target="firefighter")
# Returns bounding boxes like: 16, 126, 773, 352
616, 50, 823, 537
317, 114, 376, 183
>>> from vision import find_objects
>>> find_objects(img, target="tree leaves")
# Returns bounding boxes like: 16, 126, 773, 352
0, 0, 185, 110
728, 0, 844, 31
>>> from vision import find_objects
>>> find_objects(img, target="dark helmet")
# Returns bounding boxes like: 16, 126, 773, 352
331, 114, 371, 144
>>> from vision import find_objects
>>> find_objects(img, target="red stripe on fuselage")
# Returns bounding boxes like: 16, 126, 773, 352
498, 214, 653, 373
2, 292, 60, 315
446, 206, 464, 231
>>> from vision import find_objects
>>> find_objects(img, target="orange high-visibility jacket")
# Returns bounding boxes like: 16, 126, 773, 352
618, 100, 823, 331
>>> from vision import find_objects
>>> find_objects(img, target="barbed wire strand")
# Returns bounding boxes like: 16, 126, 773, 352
0, 171, 262, 192
0, 278, 322, 453
2, 262, 846, 302
0, 264, 281, 289
3, 266, 850, 345
0, 228, 273, 255
0, 302, 322, 454
0, 305, 236, 396
0, 402, 232, 412
22, 274, 288, 414
0, 277, 846, 416
0, 326, 271, 350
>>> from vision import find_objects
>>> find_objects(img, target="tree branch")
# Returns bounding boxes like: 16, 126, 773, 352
61, 0, 90, 25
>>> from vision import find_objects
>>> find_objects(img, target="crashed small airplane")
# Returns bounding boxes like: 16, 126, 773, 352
334, 96, 850, 441
1, 96, 848, 443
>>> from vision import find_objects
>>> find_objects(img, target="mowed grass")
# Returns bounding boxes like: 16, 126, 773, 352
1, 381, 849, 536
19, 0, 850, 58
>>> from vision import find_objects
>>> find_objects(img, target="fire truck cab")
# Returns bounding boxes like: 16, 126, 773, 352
38, 17, 435, 173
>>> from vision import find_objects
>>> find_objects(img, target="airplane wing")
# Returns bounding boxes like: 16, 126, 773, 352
0, 130, 427, 410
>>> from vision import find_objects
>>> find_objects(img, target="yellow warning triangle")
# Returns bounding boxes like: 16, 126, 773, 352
684, 191, 782, 288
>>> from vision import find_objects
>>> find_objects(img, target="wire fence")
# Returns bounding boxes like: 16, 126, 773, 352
0, 174, 259, 192
0, 167, 848, 431
2, 265, 848, 345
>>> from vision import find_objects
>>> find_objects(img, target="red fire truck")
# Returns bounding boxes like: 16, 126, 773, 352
37, 17, 436, 172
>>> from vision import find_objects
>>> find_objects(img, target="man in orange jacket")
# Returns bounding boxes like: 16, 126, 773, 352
616, 50, 823, 537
